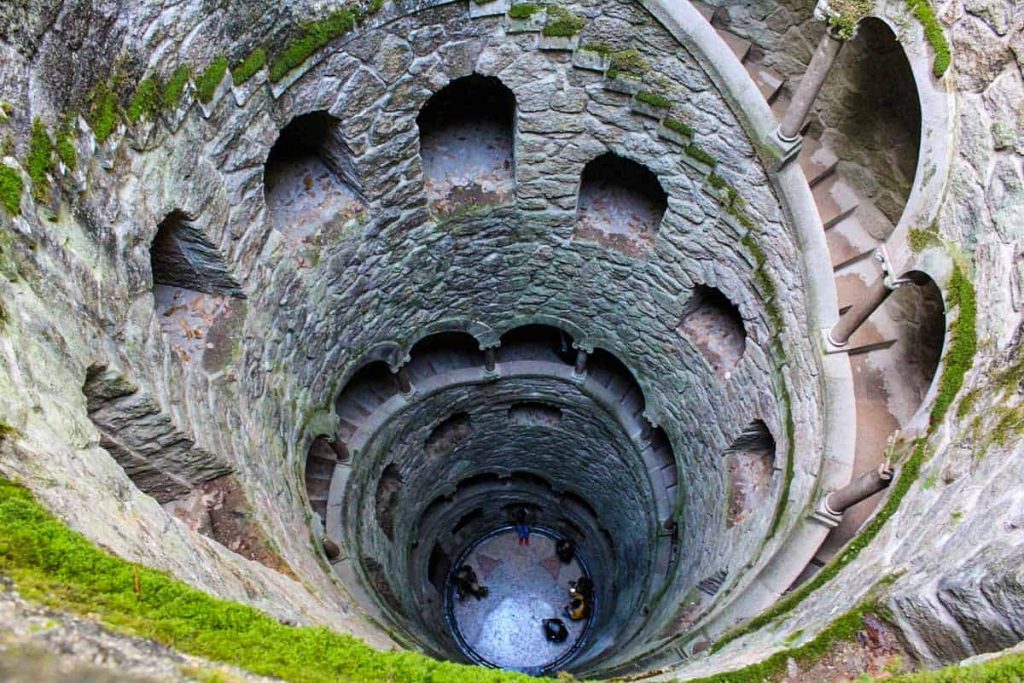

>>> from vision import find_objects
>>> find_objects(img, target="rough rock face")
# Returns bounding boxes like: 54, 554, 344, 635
0, 0, 1021, 679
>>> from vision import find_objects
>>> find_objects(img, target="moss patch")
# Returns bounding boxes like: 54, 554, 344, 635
684, 143, 717, 168
55, 123, 77, 171
0, 479, 531, 683
196, 56, 229, 104
26, 119, 53, 200
908, 227, 942, 252
606, 49, 648, 79
508, 4, 541, 20
163, 66, 192, 111
636, 91, 671, 108
542, 6, 585, 37
905, 0, 951, 77
126, 77, 163, 124
232, 48, 266, 86
269, 8, 365, 82
662, 117, 693, 137
883, 651, 1024, 681
929, 266, 977, 427
88, 83, 119, 144
823, 0, 872, 39
0, 165, 23, 215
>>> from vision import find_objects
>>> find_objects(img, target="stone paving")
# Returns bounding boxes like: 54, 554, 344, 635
449, 530, 590, 672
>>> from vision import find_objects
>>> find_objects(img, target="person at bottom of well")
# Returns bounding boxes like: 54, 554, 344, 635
543, 617, 569, 643
514, 506, 531, 546
564, 590, 588, 621
453, 565, 488, 601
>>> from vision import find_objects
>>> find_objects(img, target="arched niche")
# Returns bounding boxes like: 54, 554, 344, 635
150, 210, 245, 370
264, 111, 366, 245
575, 152, 667, 256
405, 331, 486, 383
417, 74, 516, 214
334, 361, 401, 443
885, 270, 946, 423
496, 324, 577, 365
304, 435, 345, 523
723, 420, 776, 528
678, 284, 747, 376
375, 463, 404, 541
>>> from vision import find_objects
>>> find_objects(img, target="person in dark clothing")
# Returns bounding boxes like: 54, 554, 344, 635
513, 506, 531, 546
555, 538, 575, 564
453, 565, 488, 601
572, 576, 594, 602
543, 617, 569, 643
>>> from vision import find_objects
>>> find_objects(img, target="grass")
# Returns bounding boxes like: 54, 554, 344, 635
684, 143, 717, 168
0, 478, 532, 683
906, 0, 951, 77
882, 651, 1024, 681
929, 266, 977, 427
26, 119, 53, 200
126, 77, 162, 124
824, 0, 872, 39
508, 4, 541, 20
0, 165, 23, 215
163, 66, 192, 110
662, 117, 693, 137
88, 83, 119, 144
542, 6, 584, 37
636, 91, 671, 108
196, 56, 229, 103
233, 48, 266, 85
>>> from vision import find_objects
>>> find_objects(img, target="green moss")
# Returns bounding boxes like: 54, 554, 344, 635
55, 123, 77, 171
996, 353, 1024, 395
606, 49, 648, 78
88, 83, 119, 144
906, 0, 951, 77
929, 266, 977, 427
507, 4, 540, 20
579, 42, 613, 55
684, 143, 717, 168
989, 406, 1024, 448
708, 173, 742, 211
473, 0, 499, 4
662, 117, 693, 137
0, 478, 532, 683
908, 227, 941, 252
233, 48, 266, 85
883, 651, 1024, 681
26, 119, 53, 200
0, 166, 22, 215
163, 66, 192, 110
696, 601, 889, 682
196, 56, 229, 104
126, 77, 163, 124
823, 0, 872, 39
269, 5, 388, 82
542, 6, 585, 37
956, 388, 979, 419
635, 91, 671, 108
712, 439, 929, 653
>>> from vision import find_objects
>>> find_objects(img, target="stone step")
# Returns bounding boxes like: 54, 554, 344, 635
827, 212, 880, 270
845, 337, 897, 356
717, 29, 751, 62
812, 174, 860, 229
745, 62, 786, 103
798, 136, 839, 187
770, 90, 790, 122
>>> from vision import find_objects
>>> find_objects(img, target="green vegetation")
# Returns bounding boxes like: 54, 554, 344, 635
542, 6, 585, 37
163, 66, 192, 110
694, 601, 889, 683
55, 123, 77, 171
824, 0, 872, 40
473, 0, 499, 4
269, 8, 362, 82
884, 651, 1024, 681
508, 4, 541, 20
607, 49, 649, 79
905, 0, 951, 77
88, 83, 119, 144
126, 77, 163, 124
929, 266, 977, 427
707, 173, 742, 211
909, 227, 942, 252
662, 117, 693, 137
26, 119, 54, 200
579, 42, 612, 55
712, 439, 928, 652
684, 143, 717, 168
0, 478, 532, 683
990, 406, 1024, 448
635, 91, 671, 109
196, 56, 229, 104
0, 165, 23, 215
233, 48, 266, 85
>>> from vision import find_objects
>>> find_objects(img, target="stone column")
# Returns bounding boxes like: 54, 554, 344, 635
777, 28, 845, 142
824, 463, 894, 515
828, 275, 893, 347
574, 349, 589, 376
484, 348, 497, 372
394, 367, 413, 394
